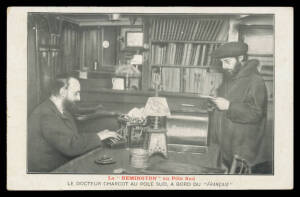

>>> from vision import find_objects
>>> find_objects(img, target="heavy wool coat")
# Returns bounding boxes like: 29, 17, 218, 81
209, 59, 269, 166
28, 99, 103, 172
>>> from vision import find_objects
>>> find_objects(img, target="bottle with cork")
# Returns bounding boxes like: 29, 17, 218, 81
93, 60, 99, 71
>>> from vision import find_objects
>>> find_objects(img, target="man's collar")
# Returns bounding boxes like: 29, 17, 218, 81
49, 96, 64, 115
232, 59, 259, 80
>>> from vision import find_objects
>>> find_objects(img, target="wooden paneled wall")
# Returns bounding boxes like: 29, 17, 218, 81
61, 22, 80, 73
27, 14, 80, 113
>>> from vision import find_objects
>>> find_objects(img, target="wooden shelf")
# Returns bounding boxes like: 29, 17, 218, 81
239, 24, 273, 29
39, 47, 61, 52
151, 40, 226, 44
150, 64, 210, 69
248, 53, 274, 57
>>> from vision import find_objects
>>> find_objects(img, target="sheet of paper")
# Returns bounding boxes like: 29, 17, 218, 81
79, 71, 88, 79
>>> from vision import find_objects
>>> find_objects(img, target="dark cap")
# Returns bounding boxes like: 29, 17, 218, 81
210, 42, 248, 58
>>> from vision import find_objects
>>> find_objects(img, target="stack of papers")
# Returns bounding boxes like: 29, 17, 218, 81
127, 107, 146, 119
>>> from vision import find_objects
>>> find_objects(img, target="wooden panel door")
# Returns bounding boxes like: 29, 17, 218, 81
103, 26, 117, 66
80, 26, 118, 69
80, 27, 102, 69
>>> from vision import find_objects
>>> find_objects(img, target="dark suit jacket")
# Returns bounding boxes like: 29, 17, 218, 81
28, 99, 103, 172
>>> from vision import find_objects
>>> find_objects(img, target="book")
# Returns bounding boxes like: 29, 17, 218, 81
174, 44, 179, 65
175, 19, 182, 41
181, 44, 188, 65
162, 18, 167, 41
160, 18, 165, 41
163, 18, 168, 41
204, 20, 214, 40
161, 45, 165, 64
176, 44, 182, 65
166, 43, 171, 64
156, 45, 161, 65
206, 44, 214, 66
184, 44, 193, 65
199, 69, 207, 94
197, 20, 208, 40
179, 18, 187, 41
215, 19, 227, 41
196, 44, 202, 66
168, 43, 172, 64
157, 18, 163, 41
189, 44, 196, 65
192, 44, 200, 66
184, 18, 192, 40
151, 19, 156, 40
194, 19, 202, 41
153, 18, 158, 40
150, 45, 154, 64
204, 19, 215, 40
171, 43, 177, 65
178, 44, 184, 65
188, 20, 196, 41
210, 20, 222, 41
200, 44, 207, 66
171, 18, 179, 41
191, 20, 200, 41
167, 18, 173, 41
163, 45, 167, 64
184, 18, 193, 41
207, 20, 218, 41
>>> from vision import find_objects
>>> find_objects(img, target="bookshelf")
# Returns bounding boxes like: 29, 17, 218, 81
148, 16, 229, 94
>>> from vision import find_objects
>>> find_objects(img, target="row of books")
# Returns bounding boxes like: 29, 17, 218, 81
156, 63, 273, 97
154, 67, 223, 94
183, 69, 223, 95
150, 17, 228, 41
150, 43, 222, 66
161, 68, 181, 92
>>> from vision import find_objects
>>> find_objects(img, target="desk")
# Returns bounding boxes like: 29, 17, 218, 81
53, 145, 223, 174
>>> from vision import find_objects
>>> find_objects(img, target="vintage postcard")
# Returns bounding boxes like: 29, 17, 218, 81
7, 7, 293, 190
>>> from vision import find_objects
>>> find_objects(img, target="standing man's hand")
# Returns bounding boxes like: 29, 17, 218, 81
211, 97, 230, 111
207, 101, 216, 112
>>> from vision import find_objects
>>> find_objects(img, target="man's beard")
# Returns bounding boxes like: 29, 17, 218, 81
223, 62, 242, 80
63, 98, 77, 113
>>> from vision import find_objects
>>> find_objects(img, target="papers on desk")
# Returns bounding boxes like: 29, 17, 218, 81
127, 107, 146, 119
198, 95, 216, 99
79, 71, 88, 79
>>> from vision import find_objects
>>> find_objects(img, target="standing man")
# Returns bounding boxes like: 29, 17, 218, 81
209, 42, 269, 173
28, 77, 122, 172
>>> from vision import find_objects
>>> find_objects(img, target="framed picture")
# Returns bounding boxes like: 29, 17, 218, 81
125, 31, 144, 48
120, 27, 143, 51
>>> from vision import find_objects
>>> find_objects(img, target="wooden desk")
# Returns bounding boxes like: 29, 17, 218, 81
52, 145, 223, 174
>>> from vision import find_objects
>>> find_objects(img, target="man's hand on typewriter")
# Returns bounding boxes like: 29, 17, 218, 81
97, 129, 123, 142
110, 111, 123, 117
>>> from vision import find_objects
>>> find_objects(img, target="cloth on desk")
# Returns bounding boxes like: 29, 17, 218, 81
28, 99, 103, 173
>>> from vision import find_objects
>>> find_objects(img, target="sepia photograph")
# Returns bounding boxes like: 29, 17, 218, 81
7, 7, 293, 190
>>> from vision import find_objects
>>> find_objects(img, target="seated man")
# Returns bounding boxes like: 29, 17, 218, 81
28, 76, 122, 173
